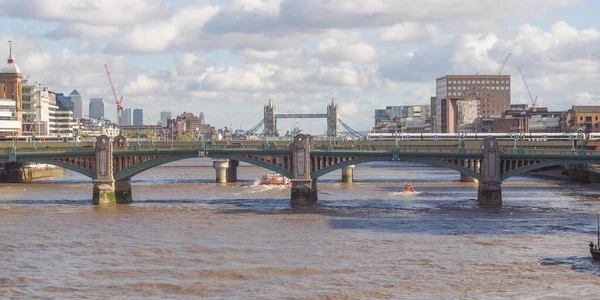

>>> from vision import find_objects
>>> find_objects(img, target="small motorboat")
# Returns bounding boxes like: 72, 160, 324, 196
259, 172, 291, 185
402, 183, 415, 193
590, 213, 600, 260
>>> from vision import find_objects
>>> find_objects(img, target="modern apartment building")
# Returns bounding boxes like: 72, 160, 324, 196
435, 75, 511, 133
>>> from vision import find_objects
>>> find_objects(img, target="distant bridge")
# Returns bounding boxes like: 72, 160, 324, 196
246, 99, 365, 139
2, 134, 599, 207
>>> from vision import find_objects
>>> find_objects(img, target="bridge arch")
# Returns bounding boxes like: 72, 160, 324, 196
501, 159, 600, 180
311, 156, 483, 181
17, 158, 95, 178
211, 154, 292, 178
114, 153, 198, 180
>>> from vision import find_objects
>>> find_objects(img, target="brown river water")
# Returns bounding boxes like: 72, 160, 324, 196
2, 159, 600, 299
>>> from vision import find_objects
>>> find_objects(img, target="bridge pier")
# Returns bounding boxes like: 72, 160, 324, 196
477, 181, 502, 205
227, 159, 239, 182
477, 138, 502, 206
291, 179, 318, 207
213, 160, 229, 183
341, 165, 355, 183
115, 178, 132, 204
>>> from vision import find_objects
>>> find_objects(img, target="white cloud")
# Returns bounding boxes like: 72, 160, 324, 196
315, 39, 377, 62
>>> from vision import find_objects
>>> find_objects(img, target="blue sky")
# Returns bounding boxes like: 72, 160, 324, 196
0, 0, 598, 133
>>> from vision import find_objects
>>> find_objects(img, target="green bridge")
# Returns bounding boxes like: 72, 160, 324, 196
1, 134, 599, 207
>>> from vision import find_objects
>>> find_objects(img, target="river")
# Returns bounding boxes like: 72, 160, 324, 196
1, 159, 600, 299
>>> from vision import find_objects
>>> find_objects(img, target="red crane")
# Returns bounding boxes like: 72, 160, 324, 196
104, 64, 124, 126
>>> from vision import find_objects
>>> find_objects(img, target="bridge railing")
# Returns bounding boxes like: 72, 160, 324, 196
501, 148, 598, 156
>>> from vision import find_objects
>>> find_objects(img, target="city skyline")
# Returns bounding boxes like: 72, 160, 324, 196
0, 1, 598, 132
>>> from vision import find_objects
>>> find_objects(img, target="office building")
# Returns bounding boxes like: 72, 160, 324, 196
435, 74, 511, 133
133, 108, 143, 125
70, 89, 83, 119
55, 93, 73, 112
89, 98, 104, 119
160, 111, 171, 127
121, 108, 132, 126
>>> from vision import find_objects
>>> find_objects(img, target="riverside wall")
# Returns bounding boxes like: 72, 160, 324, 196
0, 163, 65, 183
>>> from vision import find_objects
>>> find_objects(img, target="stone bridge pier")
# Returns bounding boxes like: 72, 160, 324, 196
478, 138, 502, 206
92, 135, 132, 205
290, 134, 317, 207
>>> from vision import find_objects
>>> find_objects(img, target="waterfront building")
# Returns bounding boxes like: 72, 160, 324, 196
70, 89, 83, 119
33, 87, 76, 137
435, 74, 511, 133
121, 108, 132, 126
89, 98, 104, 119
564, 106, 600, 133
0, 41, 22, 135
21, 78, 37, 135
373, 105, 431, 130
0, 99, 20, 137
133, 108, 143, 125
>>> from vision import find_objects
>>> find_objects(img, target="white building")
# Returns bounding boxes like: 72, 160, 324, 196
33, 87, 76, 137
0, 99, 21, 137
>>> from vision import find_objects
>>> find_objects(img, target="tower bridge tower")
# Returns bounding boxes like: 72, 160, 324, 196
327, 99, 338, 137
263, 99, 277, 137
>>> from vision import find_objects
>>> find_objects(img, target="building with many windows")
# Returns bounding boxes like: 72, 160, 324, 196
121, 108, 132, 126
133, 108, 143, 125
160, 111, 171, 127
70, 89, 83, 119
435, 74, 511, 133
564, 106, 600, 133
0, 99, 20, 137
89, 98, 104, 119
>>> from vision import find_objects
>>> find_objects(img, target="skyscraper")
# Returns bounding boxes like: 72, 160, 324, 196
121, 108, 132, 126
70, 89, 83, 119
160, 111, 171, 127
89, 98, 104, 119
133, 108, 143, 125
55, 93, 73, 112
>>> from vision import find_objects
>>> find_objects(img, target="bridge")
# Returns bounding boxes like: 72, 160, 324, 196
247, 99, 365, 139
1, 134, 599, 207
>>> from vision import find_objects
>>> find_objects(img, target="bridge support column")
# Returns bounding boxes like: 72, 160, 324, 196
115, 178, 132, 204
477, 138, 502, 206
92, 135, 118, 205
291, 180, 318, 206
341, 165, 355, 183
213, 160, 229, 183
227, 160, 239, 182
290, 134, 317, 207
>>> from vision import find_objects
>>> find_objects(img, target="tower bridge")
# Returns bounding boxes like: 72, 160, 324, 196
254, 99, 357, 138
2, 135, 600, 207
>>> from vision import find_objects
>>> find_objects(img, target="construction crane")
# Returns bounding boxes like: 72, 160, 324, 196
104, 64, 124, 126
517, 66, 537, 107
498, 52, 511, 75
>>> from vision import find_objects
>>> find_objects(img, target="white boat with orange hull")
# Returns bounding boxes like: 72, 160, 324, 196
259, 172, 291, 185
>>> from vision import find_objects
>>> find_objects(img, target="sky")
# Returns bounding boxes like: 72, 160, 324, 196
0, 0, 599, 134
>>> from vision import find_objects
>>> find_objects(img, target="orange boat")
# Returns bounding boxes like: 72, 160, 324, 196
259, 172, 291, 185
402, 183, 415, 193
